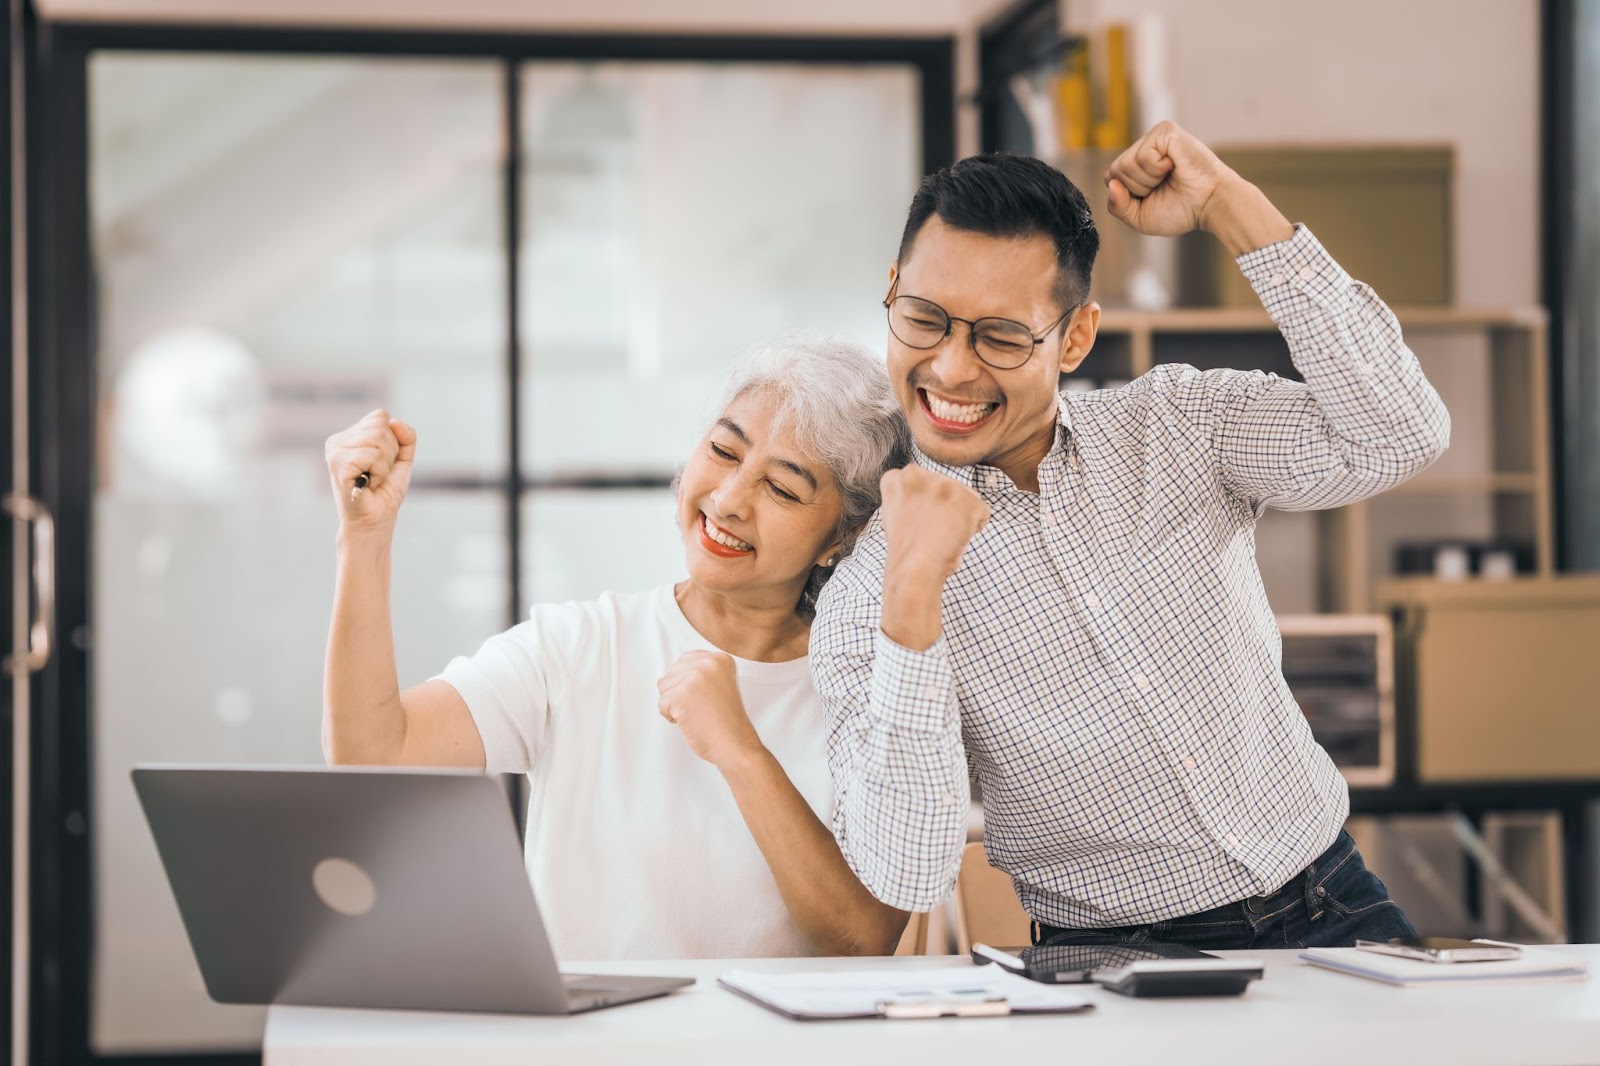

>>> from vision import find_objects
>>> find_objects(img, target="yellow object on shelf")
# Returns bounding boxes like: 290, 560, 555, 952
1097, 23, 1131, 150
1054, 47, 1092, 152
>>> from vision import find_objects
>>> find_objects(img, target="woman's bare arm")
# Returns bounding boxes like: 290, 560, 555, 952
322, 410, 484, 768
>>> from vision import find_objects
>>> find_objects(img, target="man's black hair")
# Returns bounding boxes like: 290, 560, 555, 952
896, 152, 1099, 317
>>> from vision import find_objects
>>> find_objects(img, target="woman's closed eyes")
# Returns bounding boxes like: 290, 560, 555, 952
708, 441, 806, 503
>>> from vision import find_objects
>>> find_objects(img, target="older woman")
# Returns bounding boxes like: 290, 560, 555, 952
322, 339, 910, 960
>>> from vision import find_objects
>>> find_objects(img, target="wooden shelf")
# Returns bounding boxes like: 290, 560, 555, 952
1387, 473, 1542, 496
1377, 574, 1600, 609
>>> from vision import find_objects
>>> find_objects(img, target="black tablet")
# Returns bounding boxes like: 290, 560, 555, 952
972, 942, 1263, 997
973, 941, 1221, 984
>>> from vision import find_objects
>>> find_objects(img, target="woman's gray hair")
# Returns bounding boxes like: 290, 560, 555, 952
719, 337, 911, 619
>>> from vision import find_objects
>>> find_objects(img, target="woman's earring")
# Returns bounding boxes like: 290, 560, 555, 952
824, 555, 840, 568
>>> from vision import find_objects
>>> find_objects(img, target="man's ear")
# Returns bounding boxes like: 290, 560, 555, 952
1058, 302, 1101, 375
885, 262, 899, 301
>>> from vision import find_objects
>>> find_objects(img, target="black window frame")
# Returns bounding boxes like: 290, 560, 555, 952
1, 0, 15, 1052
1543, 0, 1597, 574
23, 20, 954, 1066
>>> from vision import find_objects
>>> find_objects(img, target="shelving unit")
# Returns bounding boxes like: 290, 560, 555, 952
1075, 306, 1552, 613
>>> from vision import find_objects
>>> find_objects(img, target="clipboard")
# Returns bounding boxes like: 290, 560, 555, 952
717, 964, 1095, 1021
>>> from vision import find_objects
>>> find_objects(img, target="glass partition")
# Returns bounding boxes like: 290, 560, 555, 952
89, 53, 508, 1052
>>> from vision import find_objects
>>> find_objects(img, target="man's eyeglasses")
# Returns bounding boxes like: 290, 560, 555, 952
883, 279, 1078, 371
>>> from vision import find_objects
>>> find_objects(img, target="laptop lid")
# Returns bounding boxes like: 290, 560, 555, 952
133, 764, 576, 1014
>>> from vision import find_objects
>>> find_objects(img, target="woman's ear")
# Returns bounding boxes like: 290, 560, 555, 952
814, 535, 845, 570
1058, 302, 1101, 375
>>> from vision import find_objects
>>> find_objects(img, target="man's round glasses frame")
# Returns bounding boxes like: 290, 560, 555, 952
883, 279, 1078, 371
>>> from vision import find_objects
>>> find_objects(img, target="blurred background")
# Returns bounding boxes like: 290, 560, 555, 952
4, 0, 1598, 1062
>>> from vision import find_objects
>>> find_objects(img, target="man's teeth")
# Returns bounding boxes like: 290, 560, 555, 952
705, 516, 753, 551
926, 393, 996, 424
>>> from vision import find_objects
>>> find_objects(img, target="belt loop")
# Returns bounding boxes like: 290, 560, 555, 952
1305, 829, 1349, 919
1304, 852, 1323, 919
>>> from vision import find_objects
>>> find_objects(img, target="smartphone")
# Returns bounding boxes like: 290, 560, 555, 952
1354, 937, 1522, 964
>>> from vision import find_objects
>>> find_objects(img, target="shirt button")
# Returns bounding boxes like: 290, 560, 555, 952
921, 684, 941, 701
1041, 512, 1056, 527
1132, 673, 1152, 693
1226, 834, 1241, 849
1083, 592, 1101, 611
1069, 453, 1084, 471
1269, 273, 1285, 286
1297, 265, 1315, 282
1182, 756, 1197, 771
942, 791, 961, 806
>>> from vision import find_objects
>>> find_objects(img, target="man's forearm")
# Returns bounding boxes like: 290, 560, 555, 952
1202, 177, 1295, 258
879, 560, 945, 652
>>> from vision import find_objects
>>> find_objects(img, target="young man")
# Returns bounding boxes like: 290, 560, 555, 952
811, 121, 1448, 950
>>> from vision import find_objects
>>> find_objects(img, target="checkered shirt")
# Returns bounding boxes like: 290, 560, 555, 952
811, 226, 1451, 926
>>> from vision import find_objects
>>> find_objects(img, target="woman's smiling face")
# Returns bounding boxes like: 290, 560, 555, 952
676, 389, 844, 609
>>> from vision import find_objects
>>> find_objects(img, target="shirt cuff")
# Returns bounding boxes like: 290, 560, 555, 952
434, 657, 527, 776
1235, 224, 1356, 322
869, 630, 960, 734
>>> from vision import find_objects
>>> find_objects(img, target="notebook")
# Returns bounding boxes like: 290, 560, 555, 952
1300, 944, 1588, 987
719, 963, 1094, 1020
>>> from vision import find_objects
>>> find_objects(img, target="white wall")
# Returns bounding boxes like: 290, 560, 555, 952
1066, 0, 1541, 307
37, 0, 981, 33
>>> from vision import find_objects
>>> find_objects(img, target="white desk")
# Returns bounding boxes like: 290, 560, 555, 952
265, 947, 1600, 1066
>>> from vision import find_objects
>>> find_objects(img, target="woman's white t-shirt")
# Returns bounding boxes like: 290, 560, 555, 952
434, 583, 834, 961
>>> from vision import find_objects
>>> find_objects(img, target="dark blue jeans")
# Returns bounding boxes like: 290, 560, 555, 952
1034, 831, 1417, 951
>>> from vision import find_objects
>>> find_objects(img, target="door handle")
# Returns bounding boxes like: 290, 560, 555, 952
4, 493, 54, 676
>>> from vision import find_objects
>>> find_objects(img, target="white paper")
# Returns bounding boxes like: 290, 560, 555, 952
720, 963, 1093, 1016
1300, 945, 1589, 986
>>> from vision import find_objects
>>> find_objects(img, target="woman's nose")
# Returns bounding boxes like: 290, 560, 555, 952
710, 475, 755, 518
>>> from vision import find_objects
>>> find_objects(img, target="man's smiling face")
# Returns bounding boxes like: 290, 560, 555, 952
886, 215, 1084, 480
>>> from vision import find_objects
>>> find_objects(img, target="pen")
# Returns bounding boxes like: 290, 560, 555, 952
878, 994, 1010, 1019
349, 471, 370, 504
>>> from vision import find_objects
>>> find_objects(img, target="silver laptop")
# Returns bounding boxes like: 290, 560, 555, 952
133, 764, 694, 1014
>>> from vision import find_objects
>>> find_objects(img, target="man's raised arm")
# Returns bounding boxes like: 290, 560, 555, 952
1105, 121, 1450, 511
